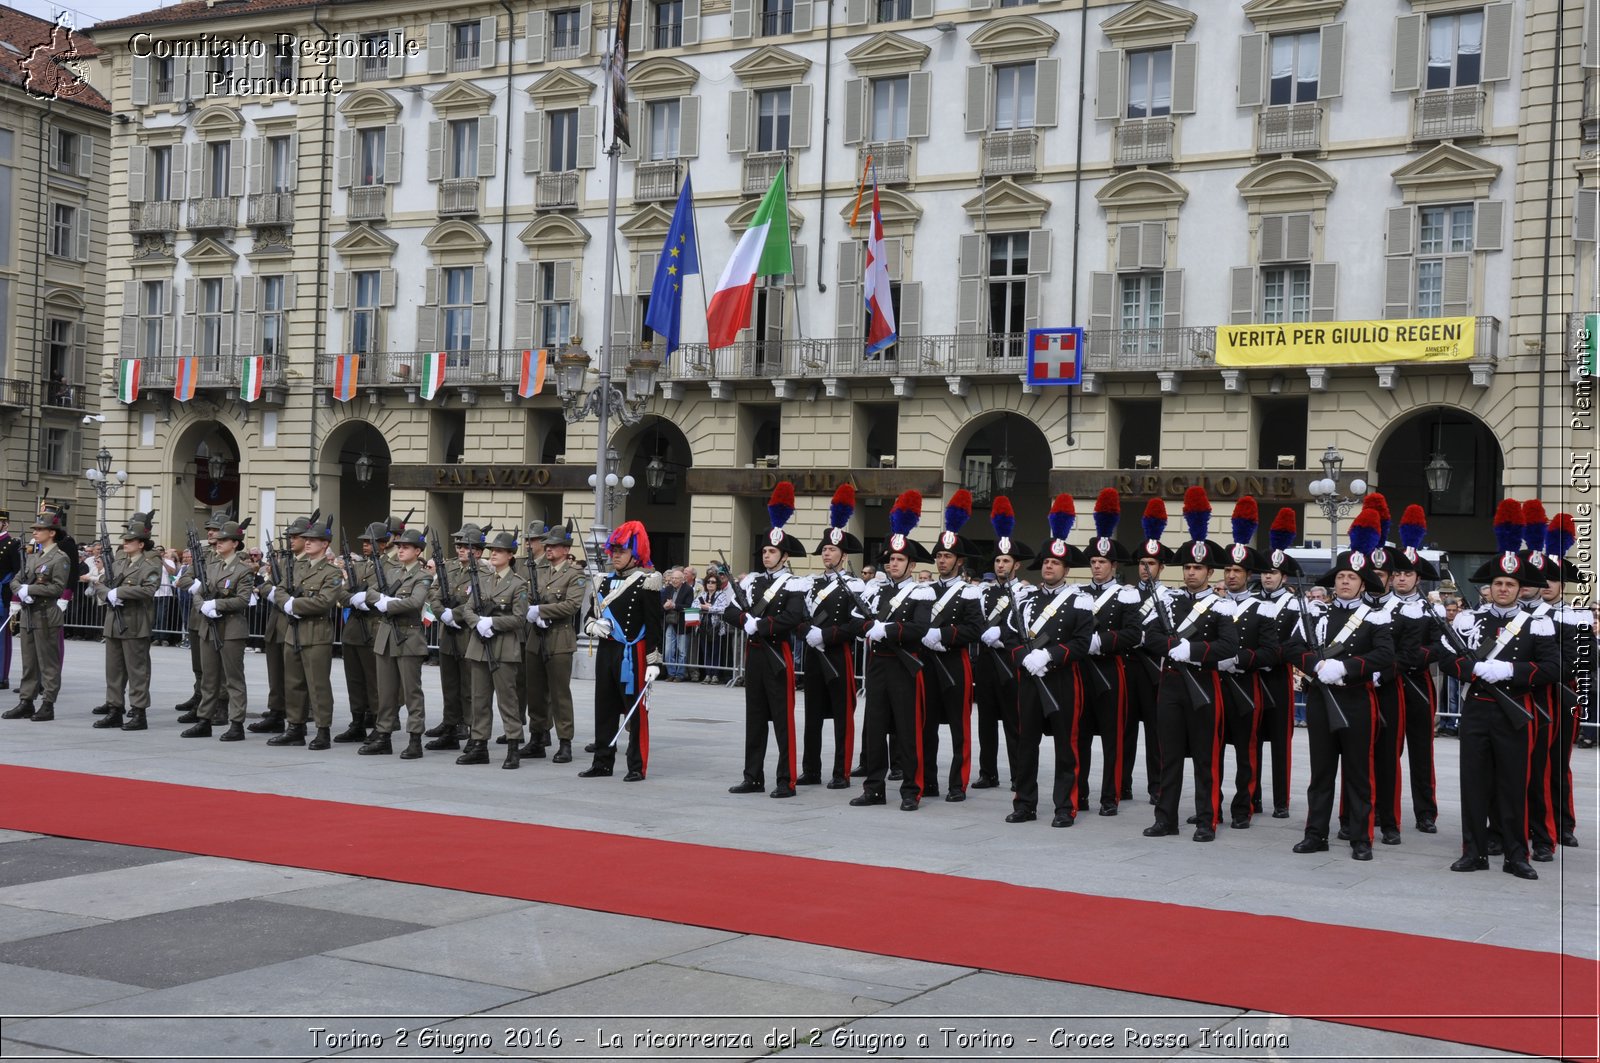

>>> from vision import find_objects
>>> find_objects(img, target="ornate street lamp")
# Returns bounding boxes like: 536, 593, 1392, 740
1423, 453, 1453, 496
354, 451, 374, 485
1307, 444, 1369, 564
84, 447, 128, 546
994, 454, 1017, 494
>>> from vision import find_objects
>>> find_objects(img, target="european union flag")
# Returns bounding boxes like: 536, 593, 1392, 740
643, 173, 698, 362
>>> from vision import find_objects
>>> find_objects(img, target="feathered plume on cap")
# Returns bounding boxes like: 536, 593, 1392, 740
1399, 504, 1428, 552
944, 489, 973, 533
1548, 513, 1577, 558
1348, 509, 1383, 556
1142, 498, 1168, 541
767, 481, 796, 529
1182, 486, 1211, 543
1093, 488, 1121, 539
1269, 508, 1297, 553
1048, 494, 1076, 541
1362, 492, 1392, 543
829, 483, 856, 529
889, 490, 923, 537
1521, 499, 1548, 552
1231, 496, 1259, 546
605, 520, 653, 569
991, 496, 1015, 540
1493, 499, 1524, 554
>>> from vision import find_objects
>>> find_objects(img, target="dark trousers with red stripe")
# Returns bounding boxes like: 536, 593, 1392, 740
1253, 667, 1295, 814
1223, 676, 1263, 822
1303, 683, 1375, 846
1372, 679, 1404, 833
922, 648, 974, 796
1014, 665, 1082, 818
973, 647, 1017, 784
591, 640, 648, 777
740, 639, 797, 789
859, 653, 923, 803
1394, 670, 1439, 828
1122, 654, 1162, 803
801, 644, 855, 783
1554, 702, 1579, 841
1077, 658, 1126, 811
1526, 690, 1558, 853
1153, 669, 1223, 832
1459, 694, 1532, 864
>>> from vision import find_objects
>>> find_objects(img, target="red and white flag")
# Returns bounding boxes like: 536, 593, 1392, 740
862, 171, 897, 357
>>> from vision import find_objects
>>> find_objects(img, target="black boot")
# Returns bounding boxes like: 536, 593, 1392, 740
93, 709, 125, 729
179, 719, 212, 737
519, 735, 545, 757
267, 724, 306, 747
357, 731, 393, 755
332, 718, 367, 744
456, 740, 490, 765
248, 713, 286, 734
424, 731, 461, 751
218, 721, 245, 742
423, 720, 455, 738
2, 701, 34, 720
92, 702, 113, 716
176, 708, 202, 724
398, 733, 424, 760
121, 710, 147, 731
173, 694, 200, 714
551, 739, 572, 763
307, 727, 332, 751
30, 703, 54, 722
503, 745, 521, 770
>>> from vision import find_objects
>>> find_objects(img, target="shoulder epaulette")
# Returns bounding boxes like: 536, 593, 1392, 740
642, 571, 663, 591
910, 585, 937, 601
1117, 585, 1142, 605
960, 584, 983, 600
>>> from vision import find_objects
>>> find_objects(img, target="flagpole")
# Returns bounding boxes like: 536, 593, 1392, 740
593, 3, 623, 551
688, 180, 712, 367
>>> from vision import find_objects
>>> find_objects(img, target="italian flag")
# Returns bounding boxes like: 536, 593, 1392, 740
1586, 314, 1599, 377
239, 356, 265, 403
116, 358, 140, 404
419, 351, 447, 401
706, 168, 792, 349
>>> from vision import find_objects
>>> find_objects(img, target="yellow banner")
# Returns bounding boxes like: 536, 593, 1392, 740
1216, 317, 1476, 367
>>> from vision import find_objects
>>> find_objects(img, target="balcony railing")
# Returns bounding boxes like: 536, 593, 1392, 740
130, 200, 180, 234
347, 185, 387, 222
247, 192, 295, 226
1114, 118, 1174, 166
315, 349, 530, 389
438, 177, 481, 217
188, 197, 238, 231
634, 159, 682, 202
1257, 104, 1322, 154
862, 141, 910, 185
358, 56, 388, 82
981, 129, 1037, 178
41, 379, 86, 410
536, 171, 580, 210
0, 378, 32, 409
551, 31, 585, 60
741, 151, 789, 195
1413, 87, 1484, 140
136, 353, 287, 391
447, 49, 481, 72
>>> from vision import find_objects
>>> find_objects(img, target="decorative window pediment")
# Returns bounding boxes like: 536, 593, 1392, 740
619, 204, 675, 241
43, 288, 85, 311
725, 197, 803, 231
1241, 0, 1346, 32
422, 219, 492, 254
337, 89, 403, 125
1100, 0, 1197, 48
1237, 158, 1337, 206
962, 177, 1050, 229
968, 15, 1059, 63
252, 115, 298, 135
837, 185, 921, 237
527, 69, 597, 105
192, 106, 245, 137
519, 213, 591, 252
845, 32, 930, 76
731, 45, 813, 89
333, 225, 399, 262
629, 56, 699, 99
181, 237, 239, 271
1391, 143, 1501, 203
429, 79, 496, 116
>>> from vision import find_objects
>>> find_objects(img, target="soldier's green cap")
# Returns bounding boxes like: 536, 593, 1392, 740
204, 514, 225, 531
452, 522, 485, 545
215, 520, 247, 543
285, 516, 314, 537
393, 528, 426, 548
487, 530, 519, 552
301, 516, 334, 541
523, 520, 548, 540
543, 524, 575, 548
358, 521, 392, 543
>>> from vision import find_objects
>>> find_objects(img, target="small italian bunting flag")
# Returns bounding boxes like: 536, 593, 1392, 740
331, 355, 360, 402
1584, 314, 1598, 377
419, 352, 447, 401
173, 356, 198, 402
116, 359, 140, 404
239, 356, 265, 403
519, 348, 547, 398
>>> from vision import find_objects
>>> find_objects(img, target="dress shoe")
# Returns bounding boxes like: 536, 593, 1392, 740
971, 775, 1000, 789
1487, 837, 1504, 856
853, 761, 867, 776
424, 734, 461, 751
502, 746, 520, 770
121, 711, 147, 732
267, 725, 306, 747
1143, 823, 1178, 837
1272, 808, 1290, 819
1336, 825, 1351, 842
248, 714, 285, 733
1380, 827, 1402, 846
358, 732, 393, 756
577, 765, 613, 777
399, 734, 424, 759
1051, 814, 1076, 828
795, 773, 822, 786
888, 768, 903, 781
850, 792, 887, 807
1193, 828, 1216, 843
424, 721, 455, 738
584, 742, 598, 753
1502, 860, 1538, 881
826, 776, 849, 789
495, 734, 509, 745
923, 786, 941, 798
93, 710, 125, 729
180, 720, 213, 738
176, 709, 201, 724
1098, 806, 1118, 817
1416, 818, 1438, 834
1186, 814, 1200, 825
29, 703, 53, 722
944, 790, 965, 803
1450, 854, 1488, 872
1559, 830, 1579, 847
728, 780, 764, 794
551, 740, 573, 764
623, 771, 646, 782
1531, 846, 1554, 863
332, 720, 367, 744
1292, 836, 1330, 854
1005, 810, 1037, 823
1351, 842, 1373, 861
307, 727, 331, 751
899, 799, 919, 811
770, 787, 796, 798
218, 721, 245, 742
1122, 790, 1135, 801
92, 703, 112, 716
519, 738, 546, 758
1230, 816, 1251, 830
2, 702, 35, 720
172, 695, 200, 714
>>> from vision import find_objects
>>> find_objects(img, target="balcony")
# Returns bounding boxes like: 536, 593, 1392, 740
129, 200, 180, 234
0, 378, 31, 410
1413, 87, 1484, 141
138, 353, 288, 394
634, 159, 682, 202
1115, 118, 1174, 166
358, 55, 387, 82
247, 192, 295, 227
438, 177, 481, 217
861, 141, 910, 185
187, 197, 238, 232
315, 349, 530, 393
41, 378, 86, 410
536, 171, 580, 210
551, 30, 585, 60
741, 151, 789, 196
981, 130, 1037, 178
447, 48, 481, 73
1257, 104, 1322, 155
347, 185, 387, 222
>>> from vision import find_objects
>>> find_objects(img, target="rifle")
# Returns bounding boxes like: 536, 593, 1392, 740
277, 526, 302, 655
831, 570, 926, 680
799, 572, 845, 682
99, 517, 126, 637
521, 534, 539, 649
1138, 580, 1217, 713
717, 549, 791, 675
1428, 601, 1540, 728
1289, 578, 1352, 733
466, 541, 500, 675
339, 531, 369, 642
979, 583, 1019, 686
1004, 580, 1063, 716
185, 526, 225, 655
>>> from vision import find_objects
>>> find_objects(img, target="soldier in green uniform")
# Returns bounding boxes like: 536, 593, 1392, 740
251, 517, 311, 733
184, 519, 254, 741
175, 514, 223, 720
513, 520, 548, 751
3, 510, 74, 722
526, 522, 588, 763
361, 526, 433, 758
335, 523, 389, 744
267, 514, 347, 750
426, 523, 487, 751
84, 511, 163, 731
458, 529, 531, 768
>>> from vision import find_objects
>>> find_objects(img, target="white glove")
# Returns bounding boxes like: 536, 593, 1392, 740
375, 595, 393, 613
1474, 659, 1514, 684
535, 616, 550, 629
1168, 639, 1192, 664
981, 625, 1003, 648
200, 600, 219, 619
248, 592, 259, 608
1217, 656, 1240, 674
867, 620, 888, 642
1022, 648, 1051, 677
16, 586, 31, 604
106, 588, 122, 608
805, 627, 824, 649
475, 617, 495, 638
441, 607, 456, 627
7, 602, 19, 618
282, 598, 296, 616
644, 664, 661, 684
1089, 631, 1103, 656
1315, 659, 1347, 685
743, 616, 759, 636
921, 629, 946, 653
55, 598, 67, 613
586, 617, 612, 638
266, 587, 277, 604
526, 604, 540, 624
349, 590, 369, 610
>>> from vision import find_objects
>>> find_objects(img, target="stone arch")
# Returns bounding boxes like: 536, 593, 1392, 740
422, 219, 492, 254
615, 415, 694, 567
1371, 403, 1503, 566
317, 416, 393, 539
166, 415, 243, 521
191, 105, 244, 137
940, 408, 1056, 552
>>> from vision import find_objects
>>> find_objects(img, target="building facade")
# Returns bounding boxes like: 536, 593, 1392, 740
85, 0, 1590, 571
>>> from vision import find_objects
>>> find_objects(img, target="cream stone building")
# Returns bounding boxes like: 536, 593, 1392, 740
84, 0, 1591, 573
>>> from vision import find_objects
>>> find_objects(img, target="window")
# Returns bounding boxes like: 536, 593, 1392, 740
451, 21, 482, 68
442, 266, 473, 353
153, 57, 175, 102
272, 37, 295, 80
1261, 266, 1311, 324
359, 32, 389, 80
1416, 203, 1473, 317
140, 281, 163, 358
259, 276, 285, 357
351, 270, 380, 354
1126, 48, 1172, 119
46, 319, 73, 405
1119, 273, 1164, 352
268, 136, 293, 193
148, 145, 172, 201
988, 232, 1028, 348
42, 428, 70, 475
871, 76, 909, 141
1426, 11, 1483, 89
199, 277, 224, 368
448, 119, 478, 179
52, 129, 77, 173
1269, 31, 1319, 105
552, 8, 583, 55
206, 141, 230, 198
997, 0, 1036, 6
358, 128, 386, 185
762, 0, 793, 35
653, 0, 683, 48
647, 99, 681, 161
547, 109, 580, 171
538, 262, 573, 348
755, 89, 790, 152
876, 0, 910, 21
993, 63, 1036, 130
49, 204, 75, 258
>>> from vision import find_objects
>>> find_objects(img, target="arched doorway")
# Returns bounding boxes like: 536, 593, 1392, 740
168, 419, 242, 527
1374, 406, 1503, 582
936, 412, 1054, 559
617, 416, 693, 568
319, 419, 392, 542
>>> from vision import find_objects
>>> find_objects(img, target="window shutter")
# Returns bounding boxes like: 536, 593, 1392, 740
1028, 229, 1052, 275
1481, 3, 1513, 82
681, 0, 700, 46
470, 305, 489, 347
281, 273, 296, 312
425, 267, 439, 306
678, 95, 701, 157
389, 29, 408, 77
731, 0, 753, 40
188, 59, 208, 99
911, 0, 932, 17
1259, 214, 1286, 263
336, 129, 352, 189
417, 280, 437, 350
477, 116, 498, 177
794, 0, 814, 32
729, 90, 751, 153
1139, 220, 1167, 269
227, 138, 245, 196
611, 293, 634, 350
1383, 257, 1412, 318
162, 278, 174, 315
479, 16, 498, 69
180, 279, 196, 357
428, 22, 447, 75
248, 138, 264, 195
637, 251, 659, 289
384, 125, 404, 185
1587, 0, 1600, 68
907, 71, 931, 139
882, 237, 902, 281
121, 282, 138, 359
1161, 269, 1184, 331
427, 121, 444, 182
161, 282, 177, 359
186, 142, 203, 200
218, 277, 236, 362
168, 146, 185, 200
471, 265, 489, 304
1034, 58, 1060, 128
1096, 50, 1122, 121
526, 10, 547, 63
898, 281, 921, 338
332, 271, 350, 309
556, 261, 576, 301
789, 84, 812, 150
514, 302, 534, 349
1385, 206, 1413, 256
285, 134, 299, 192
72, 321, 87, 383
1473, 200, 1504, 252
971, 0, 993, 11
1238, 32, 1266, 108
957, 233, 983, 336
380, 269, 397, 306
578, 106, 599, 168
1088, 272, 1114, 354
792, 243, 807, 288
75, 207, 91, 262
515, 261, 536, 303
1575, 188, 1600, 242
1319, 23, 1345, 99
129, 145, 147, 203
577, 5, 593, 55
1440, 255, 1472, 317
845, 0, 867, 27
622, 101, 643, 160
1310, 263, 1338, 321
1024, 274, 1042, 330
1170, 43, 1197, 115
1392, 14, 1423, 93
965, 66, 990, 134
131, 55, 149, 106
335, 34, 357, 82
843, 78, 865, 145
1284, 212, 1313, 261
1116, 223, 1142, 271
77, 133, 93, 179
524, 110, 544, 173
835, 240, 861, 341
628, 6, 644, 53
238, 277, 256, 356
1229, 266, 1255, 324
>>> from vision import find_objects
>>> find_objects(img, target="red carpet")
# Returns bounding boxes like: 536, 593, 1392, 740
2, 765, 1595, 1061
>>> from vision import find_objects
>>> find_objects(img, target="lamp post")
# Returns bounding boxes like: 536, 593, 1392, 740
84, 446, 128, 546
554, 338, 661, 545
587, 446, 635, 526
1307, 444, 1368, 564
